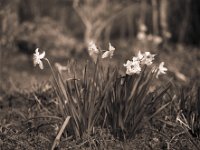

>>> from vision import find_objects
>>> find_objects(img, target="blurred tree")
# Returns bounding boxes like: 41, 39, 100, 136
168, 0, 200, 46
160, 0, 170, 43
73, 0, 118, 44
186, 0, 200, 46
73, 0, 136, 45
152, 0, 158, 35
0, 0, 19, 49
18, 0, 34, 23
1, 0, 199, 52
178, 0, 191, 45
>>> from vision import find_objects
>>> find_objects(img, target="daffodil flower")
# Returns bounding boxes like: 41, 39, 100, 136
33, 48, 45, 69
156, 62, 168, 78
102, 43, 115, 59
88, 41, 99, 56
141, 52, 156, 66
88, 41, 99, 62
124, 60, 141, 75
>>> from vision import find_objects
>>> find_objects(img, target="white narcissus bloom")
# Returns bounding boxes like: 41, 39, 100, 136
124, 59, 141, 75
156, 62, 168, 78
33, 48, 45, 69
88, 41, 99, 57
88, 41, 99, 62
141, 52, 156, 66
102, 43, 115, 59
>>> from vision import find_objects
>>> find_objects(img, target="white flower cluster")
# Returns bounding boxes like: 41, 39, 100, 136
124, 51, 167, 78
124, 60, 141, 75
33, 47, 167, 79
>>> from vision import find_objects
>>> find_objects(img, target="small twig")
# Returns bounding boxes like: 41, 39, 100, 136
66, 78, 80, 81
68, 136, 98, 149
147, 128, 170, 140
51, 116, 71, 150
169, 131, 185, 143
182, 126, 200, 150
23, 116, 62, 123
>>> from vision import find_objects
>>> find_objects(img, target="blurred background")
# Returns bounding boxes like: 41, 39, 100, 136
0, 0, 200, 89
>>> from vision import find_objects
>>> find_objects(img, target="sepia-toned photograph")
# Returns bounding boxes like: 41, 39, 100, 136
0, 0, 200, 149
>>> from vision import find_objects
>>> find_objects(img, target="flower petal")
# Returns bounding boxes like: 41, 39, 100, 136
35, 48, 39, 55
137, 51, 143, 60
102, 51, 110, 59
156, 62, 168, 78
109, 43, 115, 51
33, 59, 38, 66
38, 60, 44, 69
39, 51, 45, 59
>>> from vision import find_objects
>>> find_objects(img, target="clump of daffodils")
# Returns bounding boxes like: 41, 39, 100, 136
124, 51, 168, 78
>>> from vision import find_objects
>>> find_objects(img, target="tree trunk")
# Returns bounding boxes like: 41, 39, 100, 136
152, 0, 159, 35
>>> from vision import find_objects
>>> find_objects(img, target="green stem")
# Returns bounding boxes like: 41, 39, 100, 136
44, 58, 67, 116
44, 58, 58, 85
